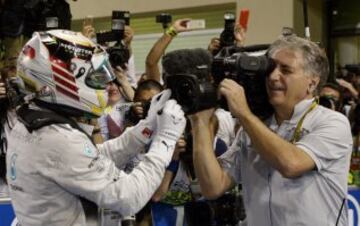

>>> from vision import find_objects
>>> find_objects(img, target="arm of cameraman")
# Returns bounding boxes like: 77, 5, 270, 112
115, 66, 135, 101
124, 26, 134, 56
189, 108, 235, 199
337, 78, 359, 101
234, 24, 246, 47
207, 37, 221, 55
145, 18, 191, 82
219, 79, 317, 178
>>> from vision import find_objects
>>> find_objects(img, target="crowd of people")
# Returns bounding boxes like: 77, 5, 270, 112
0, 9, 359, 226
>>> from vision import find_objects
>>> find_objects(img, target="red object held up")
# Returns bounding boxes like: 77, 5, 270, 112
239, 9, 250, 31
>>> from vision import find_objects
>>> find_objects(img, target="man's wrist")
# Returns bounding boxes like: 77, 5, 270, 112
171, 149, 181, 160
238, 111, 257, 128
165, 26, 178, 37
190, 114, 213, 130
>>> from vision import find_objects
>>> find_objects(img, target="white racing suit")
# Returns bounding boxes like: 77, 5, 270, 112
6, 117, 173, 226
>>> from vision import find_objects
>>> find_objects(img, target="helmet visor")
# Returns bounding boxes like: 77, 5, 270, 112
86, 53, 116, 89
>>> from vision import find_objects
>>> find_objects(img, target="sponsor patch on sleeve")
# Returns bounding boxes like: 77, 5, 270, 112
141, 127, 153, 138
83, 142, 98, 158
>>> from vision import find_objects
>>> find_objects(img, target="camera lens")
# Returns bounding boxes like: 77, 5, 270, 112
319, 96, 335, 110
107, 45, 130, 69
175, 79, 196, 107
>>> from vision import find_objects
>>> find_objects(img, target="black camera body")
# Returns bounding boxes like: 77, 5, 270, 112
113, 10, 130, 26
126, 101, 151, 125
184, 192, 246, 226
96, 10, 129, 42
212, 45, 275, 119
156, 13, 172, 29
219, 13, 236, 49
24, 0, 71, 33
166, 45, 275, 119
345, 64, 360, 75
96, 31, 123, 44
352, 104, 360, 136
107, 45, 130, 69
319, 95, 340, 111
96, 10, 130, 69
166, 74, 217, 115
0, 0, 72, 37
96, 34, 130, 69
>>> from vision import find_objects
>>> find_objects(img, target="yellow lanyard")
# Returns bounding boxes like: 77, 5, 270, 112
290, 99, 318, 143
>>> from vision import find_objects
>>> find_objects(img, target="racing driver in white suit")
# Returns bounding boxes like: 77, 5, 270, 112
6, 30, 186, 226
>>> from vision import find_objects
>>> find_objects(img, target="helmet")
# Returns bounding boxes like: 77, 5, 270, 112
17, 29, 116, 117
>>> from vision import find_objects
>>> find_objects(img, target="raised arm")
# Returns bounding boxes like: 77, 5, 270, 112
145, 19, 192, 82
189, 108, 234, 199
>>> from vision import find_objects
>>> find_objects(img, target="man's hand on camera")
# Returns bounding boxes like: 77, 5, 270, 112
188, 108, 217, 135
82, 25, 96, 39
114, 66, 134, 101
132, 102, 144, 119
208, 37, 221, 55
123, 26, 134, 47
172, 18, 192, 33
114, 66, 129, 84
234, 24, 246, 47
219, 79, 252, 119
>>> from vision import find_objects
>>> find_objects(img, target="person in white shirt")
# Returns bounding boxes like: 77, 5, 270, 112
189, 34, 353, 226
6, 30, 186, 226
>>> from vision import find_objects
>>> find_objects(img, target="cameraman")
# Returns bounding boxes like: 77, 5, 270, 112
82, 20, 138, 87
189, 35, 353, 226
151, 48, 238, 226
125, 79, 164, 127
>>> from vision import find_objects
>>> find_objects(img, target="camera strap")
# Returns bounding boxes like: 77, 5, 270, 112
290, 99, 318, 143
